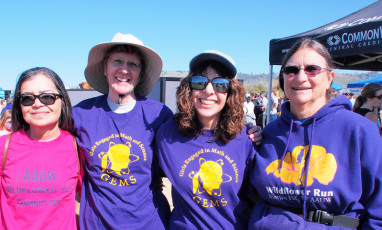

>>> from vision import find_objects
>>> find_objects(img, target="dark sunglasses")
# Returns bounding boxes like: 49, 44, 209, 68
190, 75, 230, 93
375, 95, 382, 99
282, 65, 331, 77
19, 93, 62, 106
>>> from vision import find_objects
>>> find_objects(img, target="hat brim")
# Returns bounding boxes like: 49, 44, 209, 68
85, 41, 162, 97
189, 53, 237, 78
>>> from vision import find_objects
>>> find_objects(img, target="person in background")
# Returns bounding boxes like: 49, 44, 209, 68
72, 33, 173, 229
0, 98, 6, 112
353, 83, 382, 128
254, 93, 264, 128
349, 92, 355, 107
0, 109, 12, 136
0, 67, 80, 229
260, 92, 268, 128
155, 50, 255, 229
328, 88, 338, 100
249, 38, 382, 229
244, 92, 256, 127
1, 97, 13, 114
269, 90, 279, 122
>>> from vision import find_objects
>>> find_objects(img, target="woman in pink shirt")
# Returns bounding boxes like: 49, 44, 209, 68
0, 67, 80, 229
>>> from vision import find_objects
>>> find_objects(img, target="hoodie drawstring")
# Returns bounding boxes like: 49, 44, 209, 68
279, 119, 294, 171
302, 118, 316, 219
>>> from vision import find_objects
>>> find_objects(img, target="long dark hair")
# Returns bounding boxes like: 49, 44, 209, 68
12, 67, 74, 134
353, 83, 382, 112
174, 61, 245, 144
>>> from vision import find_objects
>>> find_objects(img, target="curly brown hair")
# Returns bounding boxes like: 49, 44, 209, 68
174, 61, 245, 144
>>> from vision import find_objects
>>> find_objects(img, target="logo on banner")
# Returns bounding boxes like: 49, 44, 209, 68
327, 35, 341, 46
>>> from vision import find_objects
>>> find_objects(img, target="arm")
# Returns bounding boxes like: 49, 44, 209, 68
365, 112, 379, 127
358, 127, 382, 229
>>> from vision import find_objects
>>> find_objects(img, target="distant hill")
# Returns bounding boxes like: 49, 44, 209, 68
161, 70, 382, 92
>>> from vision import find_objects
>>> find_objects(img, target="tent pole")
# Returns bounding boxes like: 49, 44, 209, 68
266, 65, 273, 126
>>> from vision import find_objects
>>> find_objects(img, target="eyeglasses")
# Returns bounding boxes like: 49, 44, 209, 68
110, 58, 141, 71
282, 65, 331, 77
375, 95, 382, 99
19, 93, 62, 106
190, 75, 230, 93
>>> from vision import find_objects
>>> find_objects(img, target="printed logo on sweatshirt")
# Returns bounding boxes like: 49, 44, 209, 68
178, 148, 239, 208
266, 145, 337, 187
264, 145, 337, 204
189, 158, 232, 196
90, 133, 147, 186
99, 142, 139, 175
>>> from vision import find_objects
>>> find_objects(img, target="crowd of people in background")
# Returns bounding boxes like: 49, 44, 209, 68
244, 84, 382, 135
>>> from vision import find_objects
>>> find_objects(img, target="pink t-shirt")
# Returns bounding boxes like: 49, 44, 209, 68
0, 129, 79, 230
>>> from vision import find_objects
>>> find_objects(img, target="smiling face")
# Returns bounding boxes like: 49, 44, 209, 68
20, 74, 62, 133
192, 66, 228, 129
104, 52, 142, 103
283, 48, 334, 118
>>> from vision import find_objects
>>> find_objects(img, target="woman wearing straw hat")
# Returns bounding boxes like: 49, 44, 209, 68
72, 33, 173, 229
155, 50, 255, 229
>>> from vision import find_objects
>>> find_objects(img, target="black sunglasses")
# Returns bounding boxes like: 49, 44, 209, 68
190, 75, 230, 93
375, 95, 382, 99
282, 65, 331, 77
19, 93, 62, 106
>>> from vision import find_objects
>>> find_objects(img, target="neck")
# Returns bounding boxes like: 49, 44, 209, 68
199, 116, 220, 130
360, 101, 374, 110
290, 98, 328, 120
108, 92, 136, 104
27, 125, 61, 141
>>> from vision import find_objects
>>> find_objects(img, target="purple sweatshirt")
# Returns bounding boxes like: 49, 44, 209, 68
155, 119, 255, 229
72, 95, 173, 230
249, 95, 382, 229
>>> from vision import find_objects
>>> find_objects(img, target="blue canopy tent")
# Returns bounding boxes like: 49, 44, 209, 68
331, 83, 342, 90
347, 75, 382, 88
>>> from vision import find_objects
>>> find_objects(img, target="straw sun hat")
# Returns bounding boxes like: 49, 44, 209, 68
84, 32, 162, 97
189, 50, 237, 78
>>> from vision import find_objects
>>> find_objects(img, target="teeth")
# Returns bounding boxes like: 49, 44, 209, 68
200, 99, 215, 105
116, 77, 130, 82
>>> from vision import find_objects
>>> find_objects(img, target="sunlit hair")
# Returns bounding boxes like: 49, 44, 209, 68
353, 83, 382, 112
174, 61, 245, 144
278, 38, 335, 92
103, 45, 146, 96
0, 110, 11, 130
12, 67, 74, 134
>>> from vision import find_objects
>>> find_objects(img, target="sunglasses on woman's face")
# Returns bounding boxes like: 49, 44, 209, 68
375, 95, 382, 100
190, 75, 230, 93
282, 65, 330, 77
19, 93, 62, 106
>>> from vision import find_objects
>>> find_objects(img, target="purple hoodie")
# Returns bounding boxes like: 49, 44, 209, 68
249, 95, 382, 229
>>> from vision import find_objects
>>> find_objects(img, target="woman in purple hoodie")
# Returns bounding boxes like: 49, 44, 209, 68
249, 38, 382, 229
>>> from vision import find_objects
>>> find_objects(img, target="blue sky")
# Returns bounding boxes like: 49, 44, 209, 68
0, 0, 377, 90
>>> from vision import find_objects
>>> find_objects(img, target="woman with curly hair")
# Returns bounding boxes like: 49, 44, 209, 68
155, 50, 255, 229
353, 83, 382, 127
